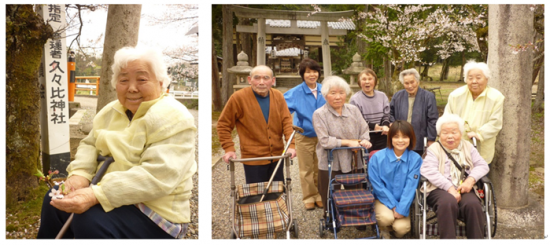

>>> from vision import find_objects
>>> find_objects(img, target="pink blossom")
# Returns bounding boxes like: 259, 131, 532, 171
48, 189, 64, 199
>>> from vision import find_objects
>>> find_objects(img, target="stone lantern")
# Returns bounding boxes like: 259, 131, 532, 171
343, 52, 366, 92
227, 51, 253, 92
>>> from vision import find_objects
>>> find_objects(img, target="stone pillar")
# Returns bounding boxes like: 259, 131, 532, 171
320, 21, 331, 77
257, 18, 266, 65
487, 4, 533, 208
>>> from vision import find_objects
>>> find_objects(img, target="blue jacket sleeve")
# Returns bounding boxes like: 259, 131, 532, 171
395, 153, 422, 217
368, 152, 398, 209
284, 89, 296, 114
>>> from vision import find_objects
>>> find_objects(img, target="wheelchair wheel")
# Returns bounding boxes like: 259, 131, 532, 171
486, 184, 497, 238
411, 191, 421, 238
319, 218, 325, 238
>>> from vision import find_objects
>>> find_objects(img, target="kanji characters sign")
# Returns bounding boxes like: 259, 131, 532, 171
37, 4, 71, 177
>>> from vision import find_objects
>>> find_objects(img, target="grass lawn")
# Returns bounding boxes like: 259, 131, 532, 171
6, 183, 50, 239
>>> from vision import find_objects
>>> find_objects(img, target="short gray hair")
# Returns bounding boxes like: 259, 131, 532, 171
111, 47, 169, 90
249, 65, 274, 77
436, 113, 465, 135
321, 76, 350, 97
463, 60, 491, 82
399, 68, 420, 85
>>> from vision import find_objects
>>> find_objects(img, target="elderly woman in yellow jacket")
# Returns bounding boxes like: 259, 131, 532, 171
37, 47, 196, 239
444, 60, 504, 164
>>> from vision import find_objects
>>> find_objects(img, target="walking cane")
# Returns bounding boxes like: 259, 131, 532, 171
258, 126, 303, 202
55, 156, 115, 239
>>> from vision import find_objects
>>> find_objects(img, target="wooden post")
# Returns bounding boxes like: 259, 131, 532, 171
257, 18, 266, 65
37, 4, 71, 177
321, 21, 331, 77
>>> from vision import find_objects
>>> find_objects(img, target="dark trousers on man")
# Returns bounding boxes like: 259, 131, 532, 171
37, 186, 173, 239
243, 160, 284, 184
426, 189, 485, 239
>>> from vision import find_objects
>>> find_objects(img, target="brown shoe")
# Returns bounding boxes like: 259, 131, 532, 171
315, 201, 324, 208
305, 202, 315, 210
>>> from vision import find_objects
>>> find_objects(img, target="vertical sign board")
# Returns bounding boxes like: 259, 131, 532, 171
37, 4, 71, 178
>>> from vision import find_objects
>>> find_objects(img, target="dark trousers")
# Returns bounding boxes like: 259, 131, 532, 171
37, 186, 173, 239
413, 149, 424, 157
243, 160, 284, 184
369, 133, 388, 151
426, 189, 485, 239
318, 169, 363, 217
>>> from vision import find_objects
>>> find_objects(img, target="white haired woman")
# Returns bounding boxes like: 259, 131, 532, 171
420, 113, 489, 239
312, 76, 372, 216
390, 68, 438, 156
37, 47, 196, 239
444, 60, 504, 164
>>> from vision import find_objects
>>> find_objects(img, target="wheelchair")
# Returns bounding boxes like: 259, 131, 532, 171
410, 139, 497, 239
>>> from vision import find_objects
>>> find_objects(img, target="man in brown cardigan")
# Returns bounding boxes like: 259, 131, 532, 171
217, 65, 296, 183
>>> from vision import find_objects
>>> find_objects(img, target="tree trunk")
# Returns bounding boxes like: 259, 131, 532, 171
380, 55, 394, 98
221, 5, 235, 106
531, 32, 544, 85
439, 59, 449, 81
533, 63, 544, 113
421, 64, 431, 81
458, 51, 465, 82
96, 5, 141, 113
6, 5, 53, 207
356, 5, 369, 67
487, 4, 533, 208
443, 60, 450, 80
212, 40, 223, 111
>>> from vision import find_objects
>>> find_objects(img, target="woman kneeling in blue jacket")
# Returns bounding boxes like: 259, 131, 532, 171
368, 120, 422, 239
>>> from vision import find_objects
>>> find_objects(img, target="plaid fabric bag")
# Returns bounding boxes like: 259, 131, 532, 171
334, 173, 367, 185
333, 189, 376, 227
235, 181, 289, 239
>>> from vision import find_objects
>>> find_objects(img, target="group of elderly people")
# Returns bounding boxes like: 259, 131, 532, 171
284, 59, 503, 239
215, 58, 502, 239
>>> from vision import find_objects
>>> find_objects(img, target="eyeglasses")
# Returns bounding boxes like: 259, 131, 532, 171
251, 75, 272, 81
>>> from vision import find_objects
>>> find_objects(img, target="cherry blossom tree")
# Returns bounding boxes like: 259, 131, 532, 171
354, 4, 485, 79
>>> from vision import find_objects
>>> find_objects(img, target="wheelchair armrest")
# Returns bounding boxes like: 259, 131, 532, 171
417, 175, 429, 188
478, 176, 492, 184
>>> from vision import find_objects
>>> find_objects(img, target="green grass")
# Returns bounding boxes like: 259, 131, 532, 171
6, 183, 50, 238
426, 63, 463, 82
76, 90, 96, 95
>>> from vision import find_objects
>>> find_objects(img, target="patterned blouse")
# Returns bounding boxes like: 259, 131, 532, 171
312, 103, 370, 172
